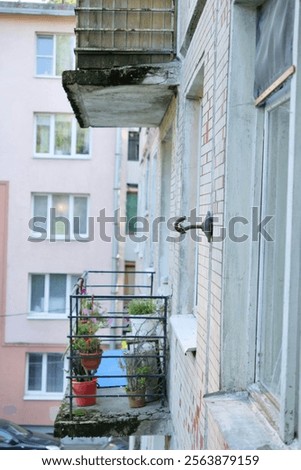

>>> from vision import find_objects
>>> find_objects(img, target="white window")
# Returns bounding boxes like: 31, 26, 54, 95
257, 96, 290, 399
223, 0, 300, 446
31, 194, 89, 240
25, 353, 65, 399
30, 273, 79, 317
36, 34, 74, 77
34, 113, 90, 159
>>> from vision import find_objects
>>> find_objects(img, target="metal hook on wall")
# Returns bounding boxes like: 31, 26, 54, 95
174, 211, 213, 242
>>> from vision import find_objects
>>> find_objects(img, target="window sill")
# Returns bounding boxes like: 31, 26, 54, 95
169, 314, 197, 354
34, 75, 62, 80
204, 391, 296, 449
24, 394, 64, 401
28, 314, 67, 320
33, 155, 91, 160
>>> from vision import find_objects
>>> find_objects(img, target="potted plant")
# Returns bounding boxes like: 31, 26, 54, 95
71, 354, 98, 407
127, 299, 157, 336
73, 321, 103, 371
73, 297, 108, 371
69, 296, 108, 406
119, 352, 152, 408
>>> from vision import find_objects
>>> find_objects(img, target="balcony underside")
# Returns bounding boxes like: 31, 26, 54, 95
62, 61, 180, 128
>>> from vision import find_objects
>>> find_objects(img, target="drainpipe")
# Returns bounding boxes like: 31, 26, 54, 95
110, 128, 122, 349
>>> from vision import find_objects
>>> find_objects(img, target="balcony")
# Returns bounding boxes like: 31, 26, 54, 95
54, 271, 170, 440
62, 0, 180, 127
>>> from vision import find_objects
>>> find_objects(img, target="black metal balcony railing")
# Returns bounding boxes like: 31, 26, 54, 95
66, 271, 168, 418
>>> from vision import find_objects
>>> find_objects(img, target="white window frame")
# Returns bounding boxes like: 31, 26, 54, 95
223, 0, 301, 445
33, 113, 91, 159
24, 352, 66, 400
35, 33, 75, 78
31, 193, 89, 241
29, 273, 79, 318
256, 92, 291, 400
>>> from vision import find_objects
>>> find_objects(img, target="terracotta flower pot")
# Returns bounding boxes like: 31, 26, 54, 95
72, 378, 97, 407
79, 349, 103, 371
127, 390, 146, 408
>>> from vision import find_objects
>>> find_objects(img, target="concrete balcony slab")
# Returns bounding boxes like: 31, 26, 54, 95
62, 61, 180, 128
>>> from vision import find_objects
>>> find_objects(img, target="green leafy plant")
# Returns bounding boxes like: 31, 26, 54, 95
127, 299, 156, 316
73, 336, 101, 354
119, 353, 152, 392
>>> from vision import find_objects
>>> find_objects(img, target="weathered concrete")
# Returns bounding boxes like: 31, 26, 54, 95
54, 387, 171, 439
62, 61, 180, 128
205, 391, 297, 450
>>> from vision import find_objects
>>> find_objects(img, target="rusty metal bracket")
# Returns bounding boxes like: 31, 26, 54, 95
174, 211, 213, 242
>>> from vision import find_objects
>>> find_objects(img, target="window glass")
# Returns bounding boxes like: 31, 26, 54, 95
76, 125, 90, 155
54, 115, 72, 155
52, 195, 69, 236
254, 0, 295, 98
126, 191, 138, 234
258, 99, 290, 398
46, 354, 64, 392
30, 275, 45, 312
128, 131, 139, 161
36, 35, 53, 75
49, 274, 66, 314
36, 115, 50, 154
73, 197, 88, 235
33, 195, 47, 232
28, 353, 43, 391
56, 35, 73, 76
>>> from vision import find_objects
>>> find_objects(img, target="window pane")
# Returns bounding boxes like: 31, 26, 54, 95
28, 354, 43, 391
259, 99, 290, 398
36, 36, 53, 75
128, 131, 139, 161
73, 197, 88, 234
54, 115, 72, 155
52, 195, 69, 236
49, 274, 66, 314
76, 125, 90, 155
33, 195, 48, 231
46, 354, 64, 392
56, 35, 73, 76
36, 115, 50, 154
126, 192, 138, 234
31, 275, 45, 312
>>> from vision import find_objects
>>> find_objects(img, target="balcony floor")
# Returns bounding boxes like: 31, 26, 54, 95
54, 387, 171, 439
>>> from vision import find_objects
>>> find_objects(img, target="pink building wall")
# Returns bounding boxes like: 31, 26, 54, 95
0, 6, 117, 426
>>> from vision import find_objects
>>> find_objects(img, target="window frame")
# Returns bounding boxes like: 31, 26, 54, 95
24, 352, 66, 399
31, 193, 89, 241
127, 131, 140, 161
223, 0, 301, 445
29, 273, 79, 318
33, 113, 91, 159
35, 33, 75, 78
256, 91, 291, 402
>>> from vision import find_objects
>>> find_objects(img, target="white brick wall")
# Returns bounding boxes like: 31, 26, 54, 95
138, 0, 230, 449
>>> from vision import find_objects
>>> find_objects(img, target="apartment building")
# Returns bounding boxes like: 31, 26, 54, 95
0, 2, 139, 428
63, 0, 301, 450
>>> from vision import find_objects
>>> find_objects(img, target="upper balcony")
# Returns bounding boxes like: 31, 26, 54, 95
62, 0, 180, 127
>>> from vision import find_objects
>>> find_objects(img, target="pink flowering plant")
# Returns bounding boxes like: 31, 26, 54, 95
72, 297, 109, 353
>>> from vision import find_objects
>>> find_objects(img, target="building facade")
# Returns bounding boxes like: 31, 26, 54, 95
63, 0, 301, 450
0, 2, 139, 428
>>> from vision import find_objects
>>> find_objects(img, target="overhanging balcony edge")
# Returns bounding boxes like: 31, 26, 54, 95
62, 60, 180, 128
